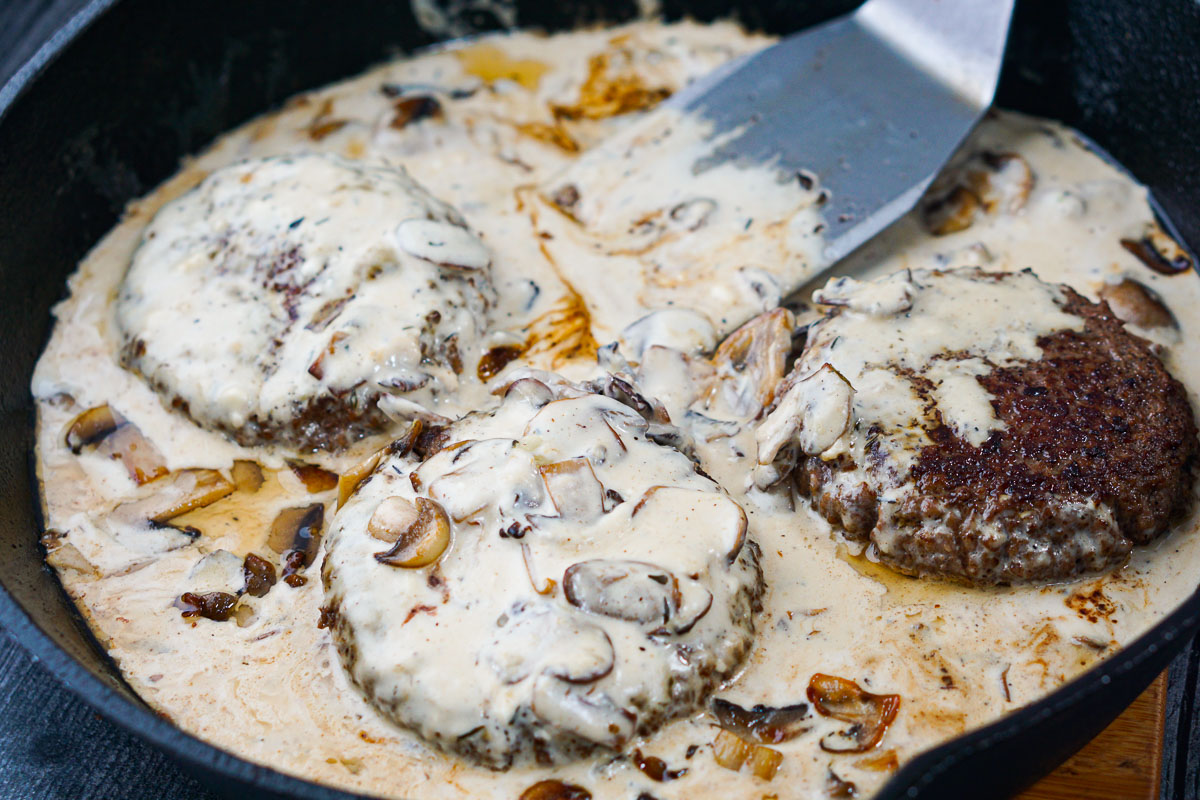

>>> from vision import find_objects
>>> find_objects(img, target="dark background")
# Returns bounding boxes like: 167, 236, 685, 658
2, 1, 1200, 799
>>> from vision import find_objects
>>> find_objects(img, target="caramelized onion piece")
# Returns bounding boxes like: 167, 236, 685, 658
711, 698, 810, 744
64, 404, 121, 453
177, 591, 238, 622
373, 497, 451, 568
856, 748, 899, 772
807, 673, 901, 753
242, 553, 277, 598
826, 768, 858, 797
477, 343, 528, 381
231, 460, 264, 493
288, 460, 338, 493
632, 749, 686, 782
747, 744, 783, 781
518, 780, 591, 800
712, 728, 752, 771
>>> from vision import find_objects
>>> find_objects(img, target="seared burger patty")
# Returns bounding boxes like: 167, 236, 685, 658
323, 373, 763, 768
117, 154, 494, 451
757, 268, 1197, 585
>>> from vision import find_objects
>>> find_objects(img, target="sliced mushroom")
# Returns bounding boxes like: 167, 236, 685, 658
540, 458, 606, 523
530, 673, 634, 749
619, 308, 717, 360
499, 376, 557, 407
484, 605, 615, 685
390, 94, 443, 129
307, 331, 348, 380
632, 486, 747, 564
563, 559, 712, 634
64, 404, 121, 453
755, 364, 854, 489
97, 423, 170, 485
922, 185, 979, 236
1121, 222, 1194, 275
518, 780, 592, 800
1098, 278, 1177, 329
242, 553, 277, 598
971, 151, 1034, 214
711, 698, 811, 744
65, 405, 169, 485
395, 218, 491, 271
426, 439, 527, 522
288, 460, 338, 493
921, 151, 1034, 235
187, 549, 245, 595
807, 673, 901, 753
338, 450, 384, 510
367, 496, 421, 542
113, 468, 235, 525
231, 460, 264, 493
373, 497, 451, 568
43, 539, 97, 576
585, 374, 670, 426
705, 308, 795, 418
267, 504, 324, 567
813, 270, 915, 316
668, 197, 718, 231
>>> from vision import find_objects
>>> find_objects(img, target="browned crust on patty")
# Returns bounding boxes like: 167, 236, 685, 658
801, 284, 1198, 585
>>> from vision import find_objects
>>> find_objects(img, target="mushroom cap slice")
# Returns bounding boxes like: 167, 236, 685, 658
755, 363, 854, 489
563, 559, 712, 634
373, 497, 451, 568
484, 605, 615, 686
631, 485, 747, 564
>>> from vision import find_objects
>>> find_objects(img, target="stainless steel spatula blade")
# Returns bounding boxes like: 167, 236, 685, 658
671, 0, 1014, 264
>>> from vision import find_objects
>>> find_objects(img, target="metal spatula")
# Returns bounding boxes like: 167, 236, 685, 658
535, 0, 1015, 342
670, 0, 1015, 265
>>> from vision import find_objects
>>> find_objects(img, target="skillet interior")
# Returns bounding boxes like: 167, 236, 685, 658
0, 0, 1197, 797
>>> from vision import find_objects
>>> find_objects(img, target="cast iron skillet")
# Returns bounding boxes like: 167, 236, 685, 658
1, 0, 1198, 797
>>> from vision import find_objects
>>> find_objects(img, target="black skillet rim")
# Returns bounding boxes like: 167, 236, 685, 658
1, 2, 1198, 798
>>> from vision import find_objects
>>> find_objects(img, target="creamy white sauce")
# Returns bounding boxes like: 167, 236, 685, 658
805, 268, 1084, 477
325, 382, 760, 768
29, 20, 1200, 800
118, 154, 495, 443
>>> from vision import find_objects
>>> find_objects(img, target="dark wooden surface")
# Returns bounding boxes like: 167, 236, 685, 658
1, 2, 1198, 799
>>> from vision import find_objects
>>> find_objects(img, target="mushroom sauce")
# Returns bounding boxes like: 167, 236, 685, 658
31, 18, 1200, 800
